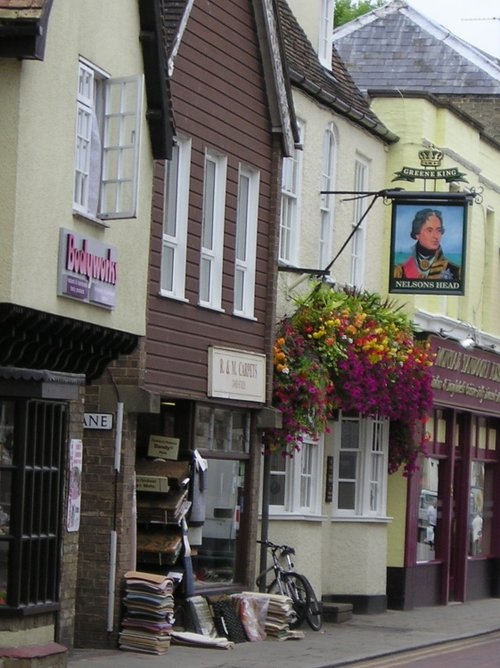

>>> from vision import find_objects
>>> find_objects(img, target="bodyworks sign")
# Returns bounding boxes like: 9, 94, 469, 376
58, 228, 117, 309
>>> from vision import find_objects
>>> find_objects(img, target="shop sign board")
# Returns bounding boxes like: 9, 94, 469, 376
57, 228, 117, 309
429, 336, 500, 416
208, 346, 266, 403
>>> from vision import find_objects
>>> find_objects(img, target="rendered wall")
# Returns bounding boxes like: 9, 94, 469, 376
386, 470, 407, 568
277, 88, 390, 315
271, 87, 391, 605
0, 0, 153, 336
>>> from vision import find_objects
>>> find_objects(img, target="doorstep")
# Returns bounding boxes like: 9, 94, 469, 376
321, 601, 353, 624
0, 642, 67, 668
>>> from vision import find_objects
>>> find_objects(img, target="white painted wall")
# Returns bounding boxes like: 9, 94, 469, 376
271, 85, 391, 600
277, 89, 389, 314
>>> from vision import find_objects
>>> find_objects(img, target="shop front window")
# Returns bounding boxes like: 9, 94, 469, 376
417, 457, 439, 562
0, 401, 14, 605
0, 399, 66, 609
468, 461, 491, 556
192, 405, 249, 585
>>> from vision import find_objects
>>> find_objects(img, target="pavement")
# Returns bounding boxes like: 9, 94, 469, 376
68, 597, 500, 667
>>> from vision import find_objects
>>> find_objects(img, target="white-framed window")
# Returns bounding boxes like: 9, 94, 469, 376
279, 121, 303, 265
349, 157, 369, 287
268, 436, 323, 516
318, 0, 334, 68
319, 124, 337, 268
73, 58, 143, 221
332, 413, 389, 518
161, 137, 191, 300
234, 165, 260, 318
199, 149, 227, 310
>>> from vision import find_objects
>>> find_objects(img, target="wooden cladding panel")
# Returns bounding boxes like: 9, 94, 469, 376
145, 0, 279, 399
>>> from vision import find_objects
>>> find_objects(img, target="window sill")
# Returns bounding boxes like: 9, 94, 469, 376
232, 312, 257, 321
159, 291, 189, 303
265, 513, 326, 522
0, 602, 60, 617
72, 210, 109, 229
198, 302, 225, 313
330, 515, 393, 524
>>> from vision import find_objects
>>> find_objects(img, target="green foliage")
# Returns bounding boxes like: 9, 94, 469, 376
334, 0, 386, 28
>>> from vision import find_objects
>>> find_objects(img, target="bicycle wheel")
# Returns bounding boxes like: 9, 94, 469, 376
302, 577, 322, 631
281, 572, 310, 629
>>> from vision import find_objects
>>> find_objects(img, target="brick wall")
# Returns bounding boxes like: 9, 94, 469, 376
73, 346, 143, 648
57, 389, 85, 649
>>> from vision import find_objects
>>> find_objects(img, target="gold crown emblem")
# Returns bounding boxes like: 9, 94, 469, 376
418, 145, 443, 167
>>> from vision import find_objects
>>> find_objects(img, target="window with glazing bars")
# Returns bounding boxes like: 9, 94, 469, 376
0, 399, 66, 610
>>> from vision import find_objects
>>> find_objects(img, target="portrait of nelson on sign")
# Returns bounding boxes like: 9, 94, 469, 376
389, 202, 466, 295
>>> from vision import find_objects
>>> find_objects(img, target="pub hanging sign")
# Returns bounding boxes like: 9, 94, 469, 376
388, 145, 471, 296
388, 198, 467, 296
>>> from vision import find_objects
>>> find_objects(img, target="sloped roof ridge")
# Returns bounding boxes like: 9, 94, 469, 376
164, 0, 194, 76
278, 0, 398, 142
402, 2, 500, 81
334, 0, 500, 83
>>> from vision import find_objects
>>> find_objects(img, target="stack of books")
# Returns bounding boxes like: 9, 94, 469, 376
119, 571, 175, 655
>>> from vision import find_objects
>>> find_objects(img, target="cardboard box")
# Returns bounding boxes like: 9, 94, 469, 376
147, 435, 180, 460
136, 475, 170, 493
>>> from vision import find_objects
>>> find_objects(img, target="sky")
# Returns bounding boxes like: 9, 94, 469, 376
407, 0, 500, 58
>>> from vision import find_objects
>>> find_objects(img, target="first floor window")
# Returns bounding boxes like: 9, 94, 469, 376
74, 58, 143, 221
279, 121, 303, 265
161, 137, 191, 299
319, 124, 336, 268
234, 165, 259, 318
0, 399, 66, 610
200, 150, 227, 309
349, 157, 369, 287
268, 436, 323, 515
333, 413, 388, 518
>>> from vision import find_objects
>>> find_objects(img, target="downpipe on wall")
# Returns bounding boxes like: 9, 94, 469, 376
107, 401, 124, 633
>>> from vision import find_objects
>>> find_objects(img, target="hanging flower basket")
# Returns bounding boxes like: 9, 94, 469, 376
268, 284, 434, 474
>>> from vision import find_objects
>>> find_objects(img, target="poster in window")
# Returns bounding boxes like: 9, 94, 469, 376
389, 200, 467, 295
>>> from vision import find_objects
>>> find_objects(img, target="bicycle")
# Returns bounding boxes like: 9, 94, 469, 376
256, 539, 322, 631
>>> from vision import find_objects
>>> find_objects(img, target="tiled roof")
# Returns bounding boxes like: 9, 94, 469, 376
333, 0, 500, 96
0, 0, 47, 19
161, 0, 188, 58
0, 0, 52, 58
277, 0, 398, 143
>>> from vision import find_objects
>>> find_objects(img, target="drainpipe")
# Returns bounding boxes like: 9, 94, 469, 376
107, 401, 123, 632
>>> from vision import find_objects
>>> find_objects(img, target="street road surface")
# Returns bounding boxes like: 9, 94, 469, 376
350, 630, 500, 667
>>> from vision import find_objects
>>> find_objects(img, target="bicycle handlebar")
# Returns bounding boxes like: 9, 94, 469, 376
257, 539, 296, 556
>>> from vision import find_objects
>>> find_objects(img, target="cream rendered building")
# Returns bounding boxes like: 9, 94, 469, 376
334, 0, 500, 608
0, 0, 167, 655
260, 0, 399, 613
0, 2, 155, 333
